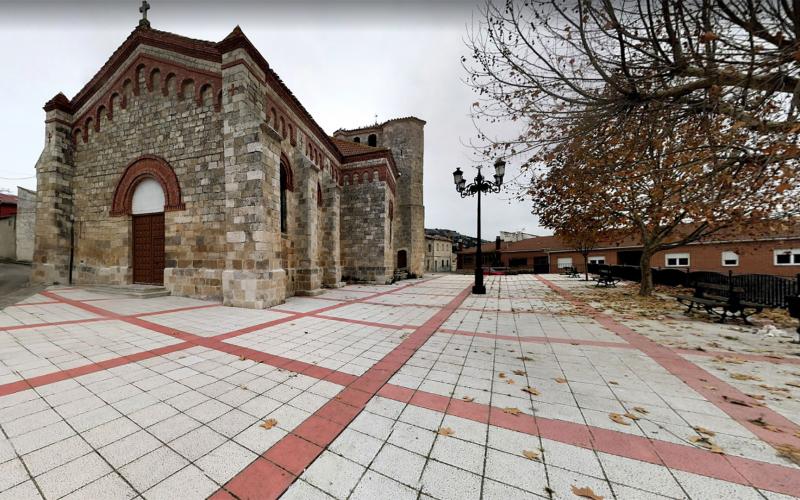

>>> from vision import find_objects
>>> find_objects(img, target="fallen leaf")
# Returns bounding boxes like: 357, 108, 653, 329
239, 355, 246, 361
555, 377, 568, 384
517, 356, 534, 361
608, 380, 619, 385
462, 396, 475, 403
503, 407, 522, 416
690, 435, 724, 453
571, 485, 604, 500
730, 373, 762, 381
703, 385, 718, 391
506, 379, 515, 385
693, 426, 716, 436
437, 426, 455, 436
609, 413, 630, 426
513, 369, 526, 376
775, 444, 800, 465
623, 412, 640, 421
787, 382, 800, 389
522, 449, 540, 461
723, 395, 754, 407
633, 406, 649, 414
522, 386, 540, 396
748, 417, 783, 433
498, 372, 506, 379
260, 418, 278, 430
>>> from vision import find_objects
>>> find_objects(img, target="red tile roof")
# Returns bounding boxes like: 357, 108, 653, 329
330, 138, 388, 157
0, 194, 18, 204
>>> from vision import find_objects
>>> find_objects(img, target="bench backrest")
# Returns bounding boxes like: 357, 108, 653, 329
697, 282, 744, 302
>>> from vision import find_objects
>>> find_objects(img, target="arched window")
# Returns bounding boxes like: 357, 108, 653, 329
353, 137, 360, 143
368, 134, 377, 147
317, 183, 323, 207
280, 162, 288, 233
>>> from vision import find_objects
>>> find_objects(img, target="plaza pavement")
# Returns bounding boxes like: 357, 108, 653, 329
0, 274, 798, 499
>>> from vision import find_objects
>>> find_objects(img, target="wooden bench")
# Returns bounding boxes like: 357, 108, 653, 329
675, 282, 765, 324
593, 269, 619, 287
560, 266, 580, 278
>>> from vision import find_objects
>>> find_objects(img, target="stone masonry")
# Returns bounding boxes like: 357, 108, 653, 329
15, 187, 36, 262
31, 23, 424, 307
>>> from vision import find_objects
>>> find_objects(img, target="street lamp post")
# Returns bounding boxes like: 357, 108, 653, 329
453, 158, 505, 294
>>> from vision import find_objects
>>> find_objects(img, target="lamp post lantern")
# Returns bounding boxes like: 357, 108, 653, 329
453, 158, 505, 294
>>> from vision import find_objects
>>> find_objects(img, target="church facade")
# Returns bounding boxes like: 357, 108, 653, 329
32, 21, 425, 308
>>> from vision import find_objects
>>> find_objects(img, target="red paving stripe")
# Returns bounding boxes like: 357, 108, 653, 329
0, 317, 109, 332
132, 303, 221, 317
0, 280, 445, 399
674, 347, 800, 366
0, 341, 193, 397
310, 314, 416, 330
377, 383, 800, 496
534, 276, 800, 451
438, 328, 634, 349
212, 283, 473, 500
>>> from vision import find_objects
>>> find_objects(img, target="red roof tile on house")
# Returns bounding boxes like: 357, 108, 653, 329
330, 138, 389, 157
0, 194, 18, 204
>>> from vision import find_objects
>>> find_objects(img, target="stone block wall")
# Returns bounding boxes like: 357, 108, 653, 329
68, 58, 225, 298
340, 167, 394, 283
15, 187, 36, 262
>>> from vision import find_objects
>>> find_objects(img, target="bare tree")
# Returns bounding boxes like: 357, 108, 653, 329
466, 1, 800, 294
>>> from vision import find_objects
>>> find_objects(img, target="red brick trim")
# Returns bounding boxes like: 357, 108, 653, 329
280, 153, 294, 192
110, 155, 185, 216
341, 163, 397, 195
71, 53, 222, 142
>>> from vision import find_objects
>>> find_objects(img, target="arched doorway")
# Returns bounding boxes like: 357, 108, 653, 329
131, 178, 165, 284
397, 249, 407, 269
111, 155, 183, 285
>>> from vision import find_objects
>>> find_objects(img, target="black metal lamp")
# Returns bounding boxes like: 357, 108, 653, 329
453, 159, 506, 294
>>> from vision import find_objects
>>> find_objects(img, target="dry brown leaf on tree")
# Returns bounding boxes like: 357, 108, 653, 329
571, 485, 604, 500
462, 396, 475, 402
503, 407, 522, 416
260, 418, 278, 430
609, 413, 630, 426
522, 386, 541, 396
437, 426, 455, 436
522, 449, 540, 461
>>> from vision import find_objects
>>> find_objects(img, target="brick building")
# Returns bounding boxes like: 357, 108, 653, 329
31, 19, 425, 308
457, 226, 800, 277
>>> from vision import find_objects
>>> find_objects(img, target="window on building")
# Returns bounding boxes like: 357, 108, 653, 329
428, 243, 432, 252
721, 251, 739, 267
774, 249, 800, 265
588, 256, 606, 264
353, 137, 360, 143
280, 163, 288, 233
510, 258, 527, 267
556, 257, 573, 269
665, 253, 690, 267
368, 134, 377, 147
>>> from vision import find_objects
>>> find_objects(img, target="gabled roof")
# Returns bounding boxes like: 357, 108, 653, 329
52, 24, 346, 164
0, 194, 18, 204
330, 137, 388, 157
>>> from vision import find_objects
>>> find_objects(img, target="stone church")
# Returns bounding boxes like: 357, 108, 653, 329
32, 15, 425, 308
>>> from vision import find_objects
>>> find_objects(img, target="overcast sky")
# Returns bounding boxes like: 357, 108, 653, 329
0, 0, 546, 238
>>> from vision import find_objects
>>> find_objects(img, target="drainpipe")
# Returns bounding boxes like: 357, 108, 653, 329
68, 214, 74, 285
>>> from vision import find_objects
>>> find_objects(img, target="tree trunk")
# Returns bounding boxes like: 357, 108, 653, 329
583, 254, 589, 281
638, 249, 654, 296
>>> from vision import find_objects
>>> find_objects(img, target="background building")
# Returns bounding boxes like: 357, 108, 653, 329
457, 226, 800, 277
424, 232, 453, 272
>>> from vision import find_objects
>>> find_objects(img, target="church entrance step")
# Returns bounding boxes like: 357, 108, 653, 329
84, 284, 170, 299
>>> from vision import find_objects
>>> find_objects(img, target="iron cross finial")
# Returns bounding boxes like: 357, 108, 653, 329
139, 0, 151, 27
